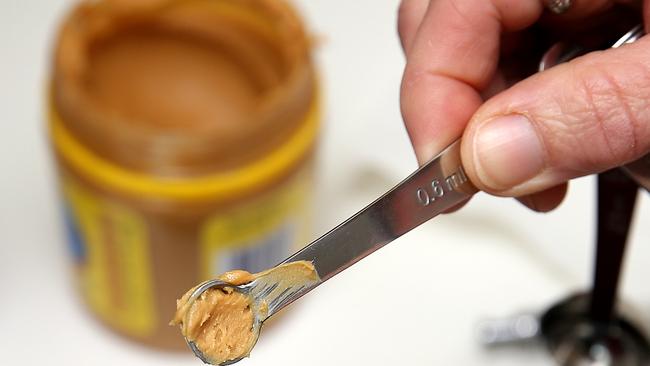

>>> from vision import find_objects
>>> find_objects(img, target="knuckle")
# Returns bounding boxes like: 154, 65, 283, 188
397, 0, 408, 37
570, 62, 650, 169
399, 66, 420, 120
397, 0, 416, 39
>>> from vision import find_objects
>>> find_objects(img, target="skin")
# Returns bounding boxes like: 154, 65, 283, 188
398, 0, 650, 212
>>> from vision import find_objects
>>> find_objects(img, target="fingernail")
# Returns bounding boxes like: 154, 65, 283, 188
473, 115, 545, 191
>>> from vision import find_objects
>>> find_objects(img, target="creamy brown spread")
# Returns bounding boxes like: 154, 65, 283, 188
87, 27, 260, 131
172, 261, 318, 364
54, 0, 315, 175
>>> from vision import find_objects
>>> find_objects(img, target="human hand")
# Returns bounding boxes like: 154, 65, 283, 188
398, 0, 650, 211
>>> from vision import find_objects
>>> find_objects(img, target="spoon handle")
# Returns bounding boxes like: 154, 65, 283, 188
283, 140, 477, 283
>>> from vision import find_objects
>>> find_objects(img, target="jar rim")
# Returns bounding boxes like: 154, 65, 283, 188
52, 0, 316, 176
49, 92, 319, 201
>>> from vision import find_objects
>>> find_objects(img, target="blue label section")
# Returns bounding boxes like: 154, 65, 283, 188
215, 222, 293, 274
63, 205, 86, 263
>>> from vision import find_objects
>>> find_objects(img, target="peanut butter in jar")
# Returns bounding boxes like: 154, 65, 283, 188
49, 0, 318, 349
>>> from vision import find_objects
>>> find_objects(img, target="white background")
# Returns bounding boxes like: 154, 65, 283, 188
2, 1, 650, 365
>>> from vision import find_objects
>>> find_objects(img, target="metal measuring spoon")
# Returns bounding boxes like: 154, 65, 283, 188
180, 139, 478, 365
182, 22, 648, 366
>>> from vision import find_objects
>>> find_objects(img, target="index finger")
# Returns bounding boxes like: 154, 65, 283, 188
400, 0, 543, 164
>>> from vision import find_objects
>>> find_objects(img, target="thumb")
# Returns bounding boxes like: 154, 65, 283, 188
462, 37, 650, 196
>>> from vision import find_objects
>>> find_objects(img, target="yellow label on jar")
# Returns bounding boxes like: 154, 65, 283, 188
200, 169, 312, 279
62, 178, 156, 337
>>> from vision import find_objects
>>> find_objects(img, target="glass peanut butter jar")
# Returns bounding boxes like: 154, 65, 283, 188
49, 0, 318, 349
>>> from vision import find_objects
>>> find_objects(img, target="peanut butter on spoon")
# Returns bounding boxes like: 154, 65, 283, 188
171, 261, 319, 365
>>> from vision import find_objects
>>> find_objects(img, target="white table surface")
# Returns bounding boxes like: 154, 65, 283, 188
2, 1, 650, 365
